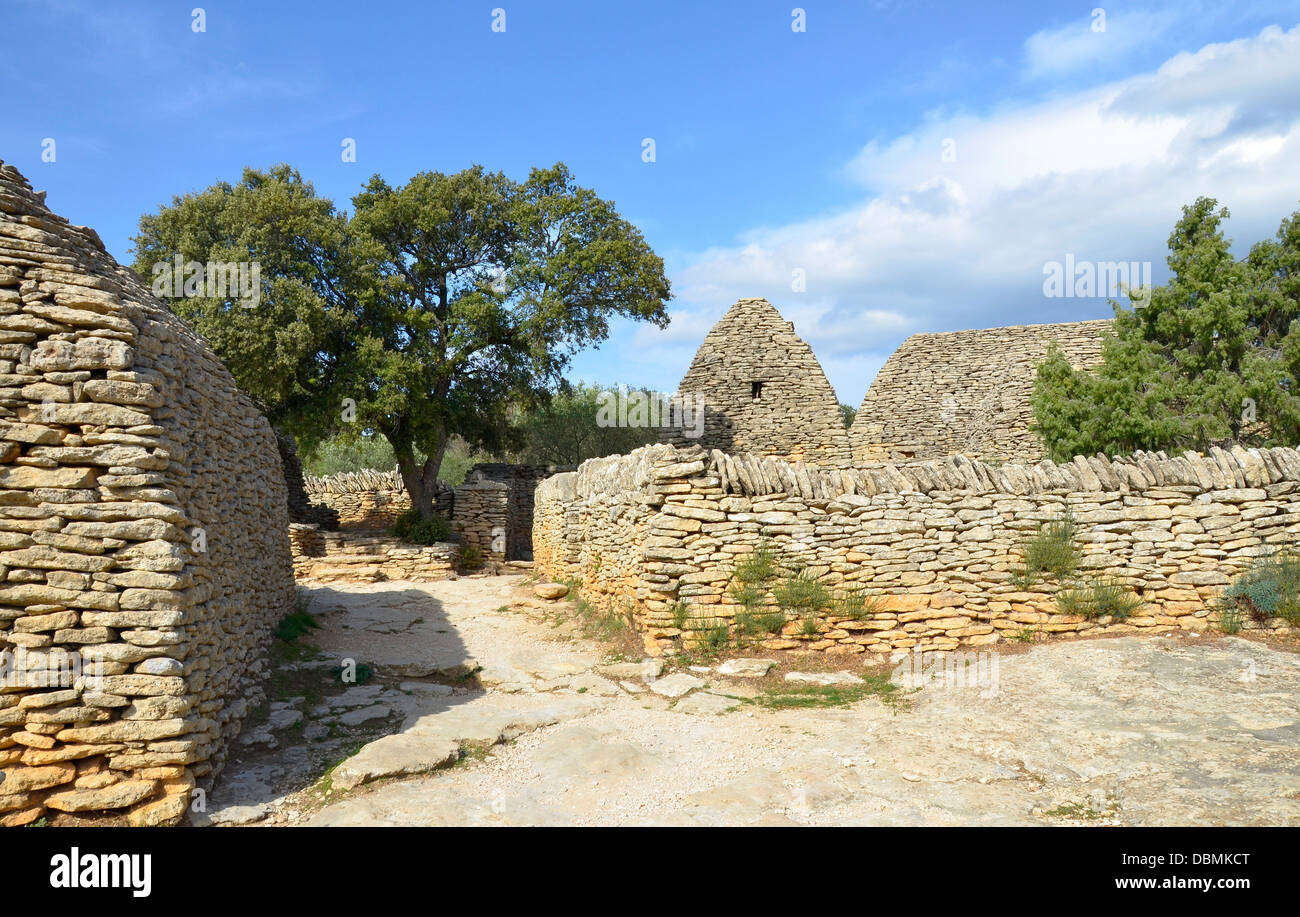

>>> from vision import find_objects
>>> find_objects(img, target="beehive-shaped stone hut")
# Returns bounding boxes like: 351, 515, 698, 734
0, 160, 294, 826
850, 320, 1111, 464
661, 298, 851, 465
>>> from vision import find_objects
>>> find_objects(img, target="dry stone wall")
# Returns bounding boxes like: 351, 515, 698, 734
535, 442, 1300, 656
463, 463, 571, 560
302, 467, 418, 528
288, 525, 457, 583
304, 462, 568, 562
0, 161, 294, 826
851, 320, 1110, 464
276, 433, 338, 528
661, 298, 851, 466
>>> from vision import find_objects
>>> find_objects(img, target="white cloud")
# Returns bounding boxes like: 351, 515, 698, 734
1023, 8, 1177, 80
636, 24, 1300, 404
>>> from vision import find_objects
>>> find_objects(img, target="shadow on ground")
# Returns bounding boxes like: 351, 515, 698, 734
195, 581, 483, 825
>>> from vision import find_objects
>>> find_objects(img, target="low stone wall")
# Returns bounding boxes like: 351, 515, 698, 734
534, 443, 1300, 656
302, 468, 418, 529
289, 525, 457, 583
463, 463, 570, 561
302, 462, 567, 562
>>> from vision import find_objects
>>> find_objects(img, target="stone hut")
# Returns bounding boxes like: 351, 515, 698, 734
0, 160, 295, 826
661, 298, 851, 466
850, 320, 1111, 464
461, 463, 572, 561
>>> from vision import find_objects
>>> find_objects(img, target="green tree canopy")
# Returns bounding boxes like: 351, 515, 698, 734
131, 165, 352, 447
1031, 198, 1300, 461
506, 382, 664, 466
133, 162, 671, 516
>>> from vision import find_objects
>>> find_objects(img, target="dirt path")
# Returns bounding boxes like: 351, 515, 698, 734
203, 574, 1300, 827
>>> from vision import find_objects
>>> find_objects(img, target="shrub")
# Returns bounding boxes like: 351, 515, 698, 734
689, 615, 730, 655
736, 608, 786, 636
1221, 549, 1300, 624
332, 662, 375, 684
728, 540, 781, 634
391, 508, 451, 545
733, 540, 779, 586
459, 543, 484, 570
831, 588, 877, 621
276, 610, 320, 642
1055, 577, 1143, 621
728, 580, 765, 610
1014, 510, 1080, 585
773, 568, 831, 614
1217, 603, 1245, 634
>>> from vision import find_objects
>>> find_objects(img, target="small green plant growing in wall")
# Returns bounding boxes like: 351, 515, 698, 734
688, 613, 731, 656
727, 539, 786, 637
1216, 603, 1244, 635
736, 606, 787, 636
732, 539, 779, 586
1220, 547, 1300, 626
773, 567, 831, 614
831, 587, 877, 621
774, 567, 832, 638
459, 543, 484, 571
1011, 509, 1080, 587
1055, 576, 1143, 621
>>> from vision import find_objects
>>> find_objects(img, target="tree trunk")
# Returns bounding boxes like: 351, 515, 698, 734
393, 433, 449, 521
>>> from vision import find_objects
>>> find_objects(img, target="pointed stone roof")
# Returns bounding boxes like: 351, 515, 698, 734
850, 319, 1111, 464
662, 298, 851, 466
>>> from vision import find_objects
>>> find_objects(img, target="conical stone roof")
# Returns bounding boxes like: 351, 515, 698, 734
850, 320, 1111, 464
662, 298, 851, 466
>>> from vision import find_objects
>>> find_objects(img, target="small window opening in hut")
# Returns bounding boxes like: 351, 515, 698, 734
751, 381, 763, 401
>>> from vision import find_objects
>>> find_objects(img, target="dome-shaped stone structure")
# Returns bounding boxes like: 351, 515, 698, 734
0, 160, 294, 826
661, 298, 851, 466
850, 320, 1111, 464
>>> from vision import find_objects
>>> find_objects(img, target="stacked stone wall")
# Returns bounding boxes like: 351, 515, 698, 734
0, 161, 294, 826
288, 525, 457, 582
535, 443, 1300, 656
463, 462, 571, 560
851, 320, 1110, 464
454, 482, 508, 567
302, 468, 419, 528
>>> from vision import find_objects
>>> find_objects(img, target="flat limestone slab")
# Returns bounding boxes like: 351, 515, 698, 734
330, 695, 607, 793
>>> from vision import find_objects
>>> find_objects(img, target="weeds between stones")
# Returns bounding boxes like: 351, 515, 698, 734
1011, 509, 1080, 587
1055, 577, 1144, 621
722, 539, 878, 646
275, 590, 321, 642
747, 672, 909, 712
1220, 547, 1300, 627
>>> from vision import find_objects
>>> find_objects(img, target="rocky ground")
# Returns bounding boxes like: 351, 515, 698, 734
200, 574, 1300, 827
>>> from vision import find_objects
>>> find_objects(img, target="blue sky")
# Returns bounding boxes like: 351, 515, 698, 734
3, 0, 1300, 405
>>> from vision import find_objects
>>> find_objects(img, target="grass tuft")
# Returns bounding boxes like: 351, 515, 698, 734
1055, 576, 1143, 621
